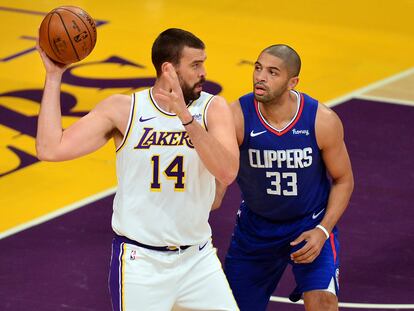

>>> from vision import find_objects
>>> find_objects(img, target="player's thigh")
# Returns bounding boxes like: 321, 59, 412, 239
225, 254, 287, 311
303, 290, 338, 311
109, 241, 175, 311
174, 243, 239, 311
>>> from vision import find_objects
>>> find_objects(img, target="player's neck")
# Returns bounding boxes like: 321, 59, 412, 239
259, 91, 298, 129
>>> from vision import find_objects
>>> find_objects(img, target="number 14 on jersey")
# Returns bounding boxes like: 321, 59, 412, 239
151, 155, 185, 192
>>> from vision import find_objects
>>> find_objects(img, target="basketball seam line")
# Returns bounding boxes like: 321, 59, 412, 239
58, 7, 96, 50
55, 11, 81, 62
46, 12, 64, 63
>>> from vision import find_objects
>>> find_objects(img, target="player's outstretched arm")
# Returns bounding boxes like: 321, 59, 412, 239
291, 104, 354, 264
36, 44, 130, 161
154, 63, 239, 185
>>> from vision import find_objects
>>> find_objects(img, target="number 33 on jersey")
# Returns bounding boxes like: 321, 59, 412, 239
237, 91, 331, 221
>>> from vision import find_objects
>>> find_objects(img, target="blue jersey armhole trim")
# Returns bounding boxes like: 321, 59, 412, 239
302, 93, 320, 149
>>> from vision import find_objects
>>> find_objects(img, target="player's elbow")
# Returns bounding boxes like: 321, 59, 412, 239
217, 165, 238, 186
36, 149, 54, 162
36, 143, 59, 162
224, 172, 238, 186
348, 173, 355, 194
333, 171, 354, 196
344, 169, 355, 194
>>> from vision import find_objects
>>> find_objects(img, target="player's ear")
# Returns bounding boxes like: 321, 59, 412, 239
288, 76, 299, 90
160, 62, 171, 73
161, 62, 178, 74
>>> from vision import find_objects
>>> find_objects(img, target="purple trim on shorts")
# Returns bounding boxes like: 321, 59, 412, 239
109, 238, 124, 311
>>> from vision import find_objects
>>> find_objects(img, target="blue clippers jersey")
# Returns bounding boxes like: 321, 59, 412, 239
237, 91, 330, 221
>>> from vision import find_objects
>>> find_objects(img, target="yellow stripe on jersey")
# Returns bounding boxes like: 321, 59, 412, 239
121, 243, 127, 311
202, 95, 215, 131
116, 94, 136, 153
148, 89, 176, 118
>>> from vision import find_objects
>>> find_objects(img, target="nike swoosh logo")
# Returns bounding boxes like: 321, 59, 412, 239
199, 241, 208, 251
312, 208, 325, 219
250, 130, 267, 137
139, 116, 156, 122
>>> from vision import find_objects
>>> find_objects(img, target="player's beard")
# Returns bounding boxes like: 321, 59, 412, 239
254, 81, 289, 104
180, 77, 206, 105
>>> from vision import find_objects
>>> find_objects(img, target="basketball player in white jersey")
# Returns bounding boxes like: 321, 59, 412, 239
36, 28, 239, 310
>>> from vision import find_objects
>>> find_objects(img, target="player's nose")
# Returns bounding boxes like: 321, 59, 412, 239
199, 66, 206, 78
254, 70, 266, 82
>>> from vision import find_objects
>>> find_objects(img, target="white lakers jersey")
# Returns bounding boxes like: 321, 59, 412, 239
112, 88, 216, 246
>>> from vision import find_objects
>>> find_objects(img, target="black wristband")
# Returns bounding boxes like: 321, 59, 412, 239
182, 116, 194, 126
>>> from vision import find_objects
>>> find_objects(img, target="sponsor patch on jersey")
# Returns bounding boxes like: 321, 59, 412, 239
292, 128, 309, 136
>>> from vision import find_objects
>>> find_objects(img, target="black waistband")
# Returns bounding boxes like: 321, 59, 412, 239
115, 235, 192, 252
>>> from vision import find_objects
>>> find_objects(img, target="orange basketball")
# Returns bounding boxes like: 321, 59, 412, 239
39, 6, 97, 65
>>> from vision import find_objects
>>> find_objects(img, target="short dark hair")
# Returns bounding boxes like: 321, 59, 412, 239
151, 28, 205, 76
262, 44, 301, 77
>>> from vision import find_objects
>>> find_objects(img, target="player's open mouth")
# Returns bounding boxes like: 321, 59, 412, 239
254, 84, 266, 95
195, 83, 203, 92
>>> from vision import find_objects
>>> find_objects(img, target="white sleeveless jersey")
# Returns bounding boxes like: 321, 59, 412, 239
112, 88, 216, 246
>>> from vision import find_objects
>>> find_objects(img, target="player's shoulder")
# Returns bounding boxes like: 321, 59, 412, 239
93, 94, 132, 119
316, 103, 341, 126
106, 93, 131, 103
97, 93, 130, 107
204, 93, 228, 110
315, 103, 344, 148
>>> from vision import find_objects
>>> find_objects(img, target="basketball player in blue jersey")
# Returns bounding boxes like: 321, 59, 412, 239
217, 45, 354, 310
36, 28, 239, 310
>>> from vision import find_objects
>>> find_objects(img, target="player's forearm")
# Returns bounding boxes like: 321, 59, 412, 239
184, 121, 239, 185
36, 74, 65, 161
320, 175, 354, 233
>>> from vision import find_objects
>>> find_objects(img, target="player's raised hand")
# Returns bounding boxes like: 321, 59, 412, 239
36, 37, 68, 75
289, 228, 327, 264
154, 63, 190, 122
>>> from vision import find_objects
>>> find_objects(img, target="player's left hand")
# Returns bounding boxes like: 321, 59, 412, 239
153, 63, 190, 121
289, 228, 327, 264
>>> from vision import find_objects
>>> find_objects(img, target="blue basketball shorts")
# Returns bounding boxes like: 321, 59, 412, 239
224, 202, 340, 311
